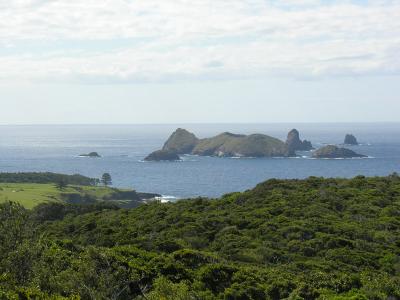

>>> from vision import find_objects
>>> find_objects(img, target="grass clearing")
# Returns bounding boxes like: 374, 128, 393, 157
0, 183, 134, 209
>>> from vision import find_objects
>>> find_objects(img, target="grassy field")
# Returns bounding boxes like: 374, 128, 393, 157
0, 183, 135, 209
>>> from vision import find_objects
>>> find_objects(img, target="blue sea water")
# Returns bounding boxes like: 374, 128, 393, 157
0, 123, 399, 199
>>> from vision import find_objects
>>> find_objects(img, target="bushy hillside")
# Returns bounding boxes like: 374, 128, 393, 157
1, 175, 400, 299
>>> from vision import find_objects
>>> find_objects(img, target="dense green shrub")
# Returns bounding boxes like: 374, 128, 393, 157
1, 175, 400, 299
0, 172, 98, 186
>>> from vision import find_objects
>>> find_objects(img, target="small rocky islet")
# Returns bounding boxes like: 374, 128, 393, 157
344, 134, 359, 145
145, 128, 367, 161
79, 152, 101, 158
312, 145, 366, 159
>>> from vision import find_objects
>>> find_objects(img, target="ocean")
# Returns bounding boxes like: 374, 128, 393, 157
0, 123, 399, 199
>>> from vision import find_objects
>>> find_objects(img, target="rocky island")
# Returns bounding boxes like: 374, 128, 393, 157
312, 145, 366, 159
344, 134, 359, 145
145, 128, 314, 160
286, 129, 313, 152
79, 152, 101, 158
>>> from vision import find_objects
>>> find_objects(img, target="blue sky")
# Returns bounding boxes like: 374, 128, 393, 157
0, 0, 399, 124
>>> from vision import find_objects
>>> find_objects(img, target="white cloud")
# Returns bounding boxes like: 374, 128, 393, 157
0, 0, 399, 83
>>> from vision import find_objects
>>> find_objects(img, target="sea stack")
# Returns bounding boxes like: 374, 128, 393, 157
286, 129, 313, 154
312, 145, 366, 159
344, 134, 359, 145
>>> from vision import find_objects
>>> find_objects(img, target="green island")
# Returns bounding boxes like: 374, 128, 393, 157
145, 128, 367, 161
145, 128, 296, 160
1, 174, 400, 299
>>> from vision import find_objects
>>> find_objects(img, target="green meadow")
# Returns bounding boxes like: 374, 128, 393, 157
0, 183, 138, 209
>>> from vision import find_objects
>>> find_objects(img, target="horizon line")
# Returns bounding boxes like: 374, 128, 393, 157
0, 121, 399, 126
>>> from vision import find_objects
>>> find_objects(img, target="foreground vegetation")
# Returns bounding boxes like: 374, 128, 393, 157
1, 175, 400, 299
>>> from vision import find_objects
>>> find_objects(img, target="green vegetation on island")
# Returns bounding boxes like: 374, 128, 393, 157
192, 132, 289, 157
1, 174, 400, 299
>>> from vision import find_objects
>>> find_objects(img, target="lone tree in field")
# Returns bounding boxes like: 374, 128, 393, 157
101, 173, 112, 186
56, 179, 67, 190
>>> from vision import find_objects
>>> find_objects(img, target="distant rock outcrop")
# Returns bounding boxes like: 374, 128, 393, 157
285, 129, 313, 154
144, 150, 180, 161
344, 134, 359, 145
162, 128, 199, 154
79, 152, 101, 158
312, 145, 366, 159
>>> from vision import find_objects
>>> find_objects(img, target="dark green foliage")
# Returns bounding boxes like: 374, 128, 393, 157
1, 175, 400, 299
101, 173, 112, 186
31, 201, 120, 222
55, 178, 68, 190
0, 172, 98, 186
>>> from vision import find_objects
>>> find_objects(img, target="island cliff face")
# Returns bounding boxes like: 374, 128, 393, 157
344, 134, 359, 145
145, 128, 302, 160
312, 145, 366, 159
286, 129, 313, 153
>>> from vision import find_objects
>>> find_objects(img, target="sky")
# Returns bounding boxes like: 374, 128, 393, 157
0, 0, 399, 124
